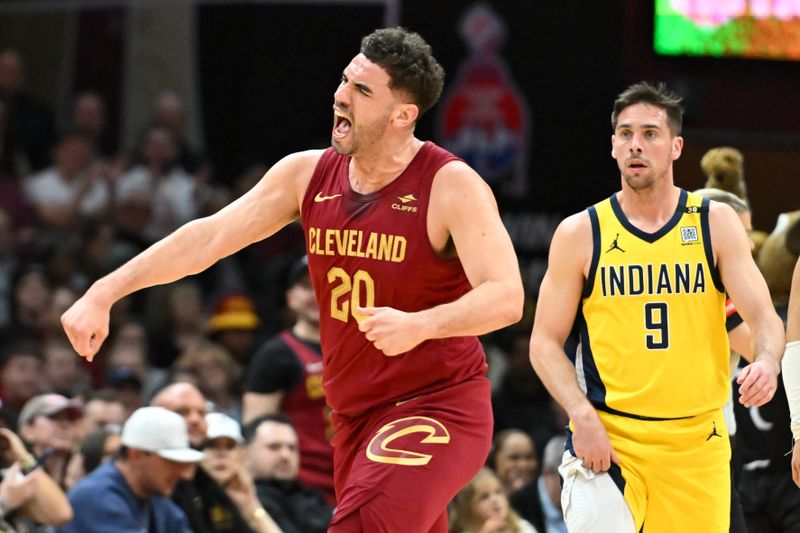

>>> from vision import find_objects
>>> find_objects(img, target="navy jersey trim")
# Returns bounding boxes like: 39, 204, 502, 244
700, 197, 725, 292
565, 426, 575, 456
607, 462, 626, 495
576, 308, 607, 406
583, 206, 601, 298
565, 427, 627, 495
592, 402, 694, 421
610, 189, 688, 243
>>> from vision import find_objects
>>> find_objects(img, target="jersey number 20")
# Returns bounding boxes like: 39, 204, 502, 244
644, 302, 669, 350
328, 267, 375, 323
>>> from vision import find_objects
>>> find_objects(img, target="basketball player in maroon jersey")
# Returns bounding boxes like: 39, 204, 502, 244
60, 27, 523, 532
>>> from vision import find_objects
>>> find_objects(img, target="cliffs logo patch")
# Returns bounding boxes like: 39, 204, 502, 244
680, 226, 699, 244
397, 194, 417, 204
392, 193, 418, 213
435, 4, 530, 197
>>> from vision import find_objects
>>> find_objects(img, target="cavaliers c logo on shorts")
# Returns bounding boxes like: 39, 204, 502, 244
366, 416, 450, 466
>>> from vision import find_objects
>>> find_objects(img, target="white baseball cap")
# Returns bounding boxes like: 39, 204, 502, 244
205, 412, 244, 444
121, 406, 205, 463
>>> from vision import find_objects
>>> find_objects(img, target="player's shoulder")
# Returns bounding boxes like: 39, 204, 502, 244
263, 149, 328, 198
705, 198, 739, 219
554, 210, 592, 241
428, 160, 498, 226
434, 158, 485, 188
546, 210, 594, 269
279, 149, 327, 170
706, 199, 744, 237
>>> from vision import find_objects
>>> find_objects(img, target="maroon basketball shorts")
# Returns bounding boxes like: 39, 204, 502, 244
328, 376, 493, 533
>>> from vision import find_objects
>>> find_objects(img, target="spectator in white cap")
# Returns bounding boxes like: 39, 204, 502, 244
54, 406, 202, 532
203, 412, 245, 487
18, 393, 83, 490
151, 382, 273, 533
203, 412, 282, 533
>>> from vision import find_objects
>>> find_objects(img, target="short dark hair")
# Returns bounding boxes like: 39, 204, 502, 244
82, 427, 118, 473
360, 27, 445, 119
242, 413, 293, 444
611, 81, 684, 136
0, 338, 43, 371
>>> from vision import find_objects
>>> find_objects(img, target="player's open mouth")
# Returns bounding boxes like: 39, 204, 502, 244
627, 160, 647, 169
333, 112, 352, 139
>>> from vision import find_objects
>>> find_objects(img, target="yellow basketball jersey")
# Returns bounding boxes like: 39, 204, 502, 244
578, 189, 729, 419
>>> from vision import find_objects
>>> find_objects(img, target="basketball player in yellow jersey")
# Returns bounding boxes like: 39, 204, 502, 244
530, 82, 785, 533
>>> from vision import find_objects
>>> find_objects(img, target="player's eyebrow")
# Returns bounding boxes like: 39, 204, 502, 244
342, 72, 373, 96
354, 82, 372, 95
617, 122, 663, 131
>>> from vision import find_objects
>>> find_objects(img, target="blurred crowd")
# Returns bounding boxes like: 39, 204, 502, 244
0, 44, 797, 533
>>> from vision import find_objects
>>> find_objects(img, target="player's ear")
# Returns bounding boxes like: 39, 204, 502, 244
393, 103, 419, 128
611, 135, 617, 159
671, 135, 684, 160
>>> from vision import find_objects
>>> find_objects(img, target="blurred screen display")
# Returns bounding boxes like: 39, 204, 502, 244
654, 0, 800, 60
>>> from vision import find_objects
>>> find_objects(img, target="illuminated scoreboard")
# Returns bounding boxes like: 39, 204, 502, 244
654, 0, 800, 60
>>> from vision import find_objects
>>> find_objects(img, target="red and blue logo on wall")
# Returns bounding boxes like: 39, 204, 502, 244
436, 3, 530, 197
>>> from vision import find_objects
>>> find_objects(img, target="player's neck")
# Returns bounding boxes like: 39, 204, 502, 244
617, 181, 681, 230
349, 135, 422, 194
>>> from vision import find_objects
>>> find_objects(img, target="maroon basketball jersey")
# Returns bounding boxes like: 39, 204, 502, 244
301, 142, 488, 416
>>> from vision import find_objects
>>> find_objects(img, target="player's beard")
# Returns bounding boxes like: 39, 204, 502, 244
622, 152, 671, 191
333, 112, 391, 157
623, 168, 655, 191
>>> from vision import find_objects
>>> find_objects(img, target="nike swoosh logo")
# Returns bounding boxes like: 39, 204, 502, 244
314, 193, 342, 203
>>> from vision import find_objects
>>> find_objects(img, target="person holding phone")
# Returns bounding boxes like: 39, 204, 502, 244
0, 427, 73, 530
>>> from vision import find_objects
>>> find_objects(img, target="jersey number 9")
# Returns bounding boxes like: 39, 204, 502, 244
644, 302, 669, 350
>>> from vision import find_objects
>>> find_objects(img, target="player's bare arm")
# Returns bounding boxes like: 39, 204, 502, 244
711, 201, 785, 407
783, 257, 800, 486
728, 321, 754, 362
529, 212, 619, 473
357, 160, 523, 355
61, 150, 323, 361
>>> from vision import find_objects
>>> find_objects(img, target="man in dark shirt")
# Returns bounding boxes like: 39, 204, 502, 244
243, 256, 334, 502
244, 414, 332, 533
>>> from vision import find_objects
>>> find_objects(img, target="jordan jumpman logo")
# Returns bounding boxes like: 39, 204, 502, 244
706, 422, 722, 441
606, 234, 625, 253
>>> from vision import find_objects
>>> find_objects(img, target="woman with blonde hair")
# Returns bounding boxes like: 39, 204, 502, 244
450, 467, 538, 533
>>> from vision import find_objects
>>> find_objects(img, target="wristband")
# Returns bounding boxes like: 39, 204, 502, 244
781, 341, 800, 441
